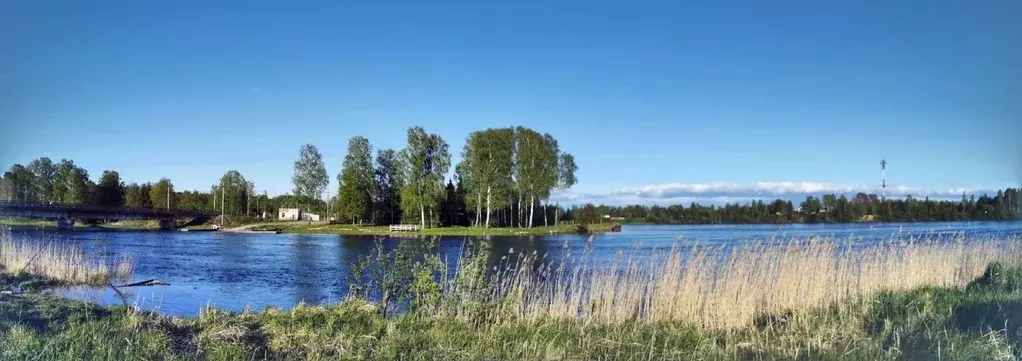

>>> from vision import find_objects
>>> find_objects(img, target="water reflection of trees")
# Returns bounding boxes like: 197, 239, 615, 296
336, 235, 375, 298
333, 235, 571, 303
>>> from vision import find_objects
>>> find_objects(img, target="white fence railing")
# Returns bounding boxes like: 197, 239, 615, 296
389, 224, 421, 232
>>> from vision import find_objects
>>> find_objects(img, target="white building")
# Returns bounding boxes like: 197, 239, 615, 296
278, 208, 301, 221
301, 213, 320, 222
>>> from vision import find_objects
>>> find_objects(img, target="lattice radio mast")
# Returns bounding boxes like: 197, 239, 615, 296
881, 158, 888, 201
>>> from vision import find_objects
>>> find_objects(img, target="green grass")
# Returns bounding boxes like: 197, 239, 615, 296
1, 217, 165, 230
0, 217, 61, 229
271, 222, 618, 236
4, 263, 1022, 360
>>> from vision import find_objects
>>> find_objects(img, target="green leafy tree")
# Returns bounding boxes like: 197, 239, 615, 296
574, 203, 600, 227
124, 183, 154, 208
822, 194, 837, 222
338, 136, 375, 224
1, 164, 38, 202
176, 190, 209, 212
51, 160, 74, 203
399, 127, 451, 228
292, 144, 329, 210
50, 159, 90, 204
513, 127, 560, 228
217, 170, 250, 216
62, 163, 92, 204
0, 176, 11, 201
149, 178, 177, 209
537, 133, 562, 226
460, 128, 515, 228
799, 196, 823, 222
94, 170, 125, 207
456, 148, 482, 226
27, 157, 57, 202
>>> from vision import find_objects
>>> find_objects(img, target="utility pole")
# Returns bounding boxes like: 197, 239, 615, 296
221, 186, 225, 227
166, 183, 170, 209
326, 190, 331, 223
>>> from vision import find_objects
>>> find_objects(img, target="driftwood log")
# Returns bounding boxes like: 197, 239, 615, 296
113, 279, 170, 288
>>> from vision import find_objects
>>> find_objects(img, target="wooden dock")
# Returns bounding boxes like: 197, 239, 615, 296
389, 224, 421, 232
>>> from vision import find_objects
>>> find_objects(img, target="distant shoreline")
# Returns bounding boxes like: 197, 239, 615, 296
2, 219, 620, 236
5, 219, 1018, 237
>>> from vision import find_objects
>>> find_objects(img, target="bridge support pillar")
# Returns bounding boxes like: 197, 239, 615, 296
56, 217, 74, 231
158, 219, 176, 231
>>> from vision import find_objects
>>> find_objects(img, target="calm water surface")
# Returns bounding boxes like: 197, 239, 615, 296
9, 222, 1022, 316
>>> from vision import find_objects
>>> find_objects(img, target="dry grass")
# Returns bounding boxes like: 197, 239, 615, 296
442, 233, 1022, 330
0, 229, 132, 285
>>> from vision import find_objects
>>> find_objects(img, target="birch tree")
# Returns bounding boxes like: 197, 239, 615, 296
399, 127, 450, 228
292, 144, 329, 207
460, 128, 514, 228
513, 127, 550, 228
554, 152, 577, 225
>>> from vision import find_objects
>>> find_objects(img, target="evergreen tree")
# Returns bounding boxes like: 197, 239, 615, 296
338, 136, 375, 224
373, 149, 403, 225
95, 170, 125, 207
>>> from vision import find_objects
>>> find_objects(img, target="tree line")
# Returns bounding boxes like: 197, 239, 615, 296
6, 135, 1017, 226
1, 125, 579, 228
568, 189, 1022, 224
290, 126, 578, 228
0, 157, 325, 220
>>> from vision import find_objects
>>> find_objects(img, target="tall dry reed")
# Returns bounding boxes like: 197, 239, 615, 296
439, 233, 1022, 330
0, 229, 132, 285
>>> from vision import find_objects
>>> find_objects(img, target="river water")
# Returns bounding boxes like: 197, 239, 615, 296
7, 221, 1022, 316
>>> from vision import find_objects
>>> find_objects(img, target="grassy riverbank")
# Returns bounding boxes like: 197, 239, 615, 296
254, 222, 617, 236
5, 263, 1022, 360
5, 231, 1022, 359
0, 217, 168, 231
0, 231, 132, 285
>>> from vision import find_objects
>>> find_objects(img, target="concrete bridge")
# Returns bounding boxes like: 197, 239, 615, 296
0, 201, 211, 230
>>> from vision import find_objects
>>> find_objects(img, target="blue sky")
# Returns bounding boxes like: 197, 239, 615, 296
2, 0, 1020, 205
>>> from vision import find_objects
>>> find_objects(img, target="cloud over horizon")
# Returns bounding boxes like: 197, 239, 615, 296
551, 182, 1002, 206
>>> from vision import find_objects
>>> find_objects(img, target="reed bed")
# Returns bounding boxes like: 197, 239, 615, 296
434, 233, 1022, 330
0, 229, 132, 285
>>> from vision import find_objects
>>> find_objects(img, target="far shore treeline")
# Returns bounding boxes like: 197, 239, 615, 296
1, 125, 1019, 226
582, 190, 1020, 224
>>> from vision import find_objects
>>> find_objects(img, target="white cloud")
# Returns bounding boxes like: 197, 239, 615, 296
551, 181, 995, 206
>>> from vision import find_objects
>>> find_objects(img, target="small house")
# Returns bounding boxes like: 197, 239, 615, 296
278, 208, 301, 221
